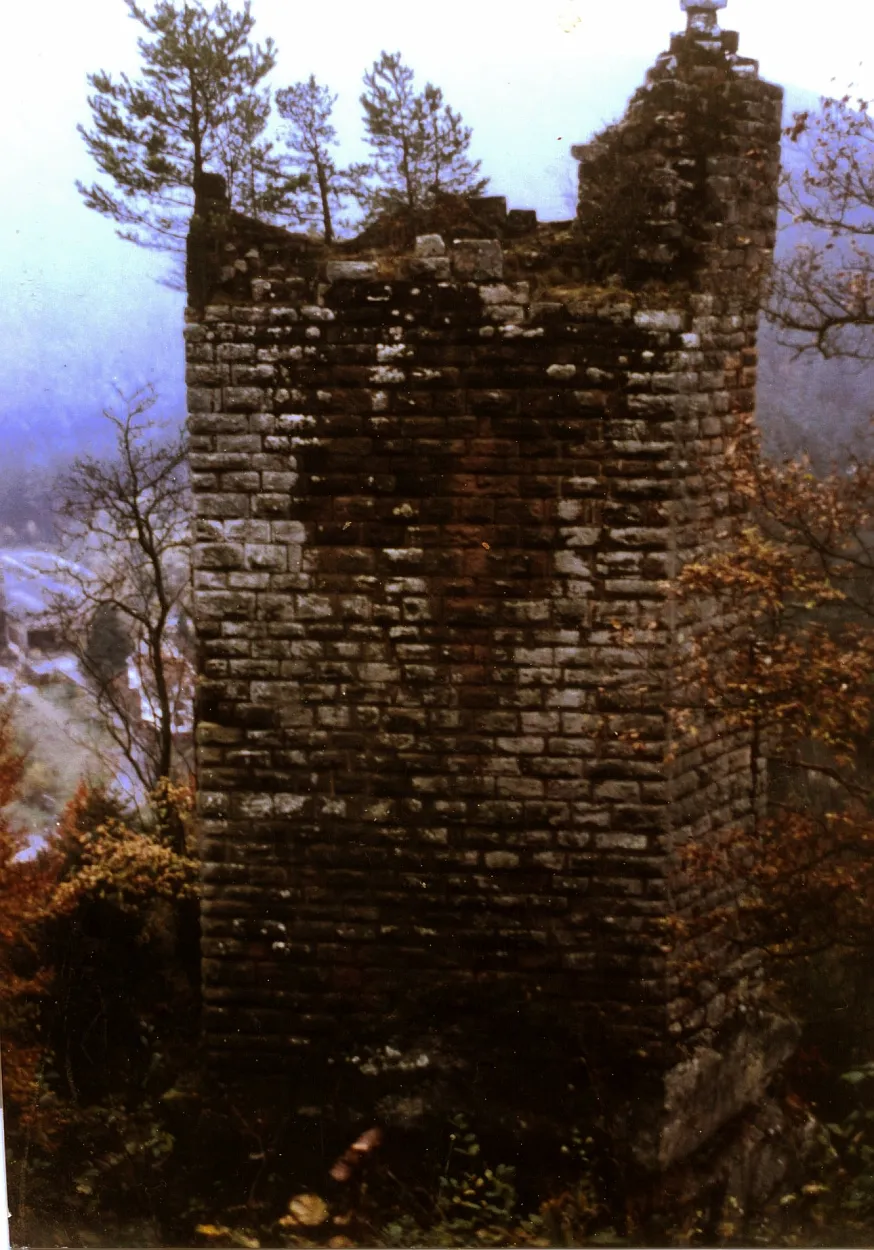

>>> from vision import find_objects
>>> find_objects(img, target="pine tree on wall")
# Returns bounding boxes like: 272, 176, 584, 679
417, 82, 486, 201
276, 75, 370, 243
77, 0, 294, 253
360, 51, 487, 221
213, 62, 308, 222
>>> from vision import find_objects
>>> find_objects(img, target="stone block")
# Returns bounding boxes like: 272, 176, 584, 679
450, 238, 503, 281
594, 780, 641, 802
415, 234, 446, 257
506, 209, 538, 235
633, 310, 685, 332
217, 343, 255, 361
187, 364, 228, 385
195, 542, 246, 570
300, 305, 335, 321
326, 261, 380, 282
225, 387, 269, 411
559, 527, 600, 548
471, 195, 507, 223
479, 283, 529, 306
594, 833, 649, 851
195, 494, 250, 520
484, 851, 520, 870
244, 544, 287, 571
531, 301, 564, 320
408, 256, 451, 279
488, 305, 525, 323
188, 387, 216, 413
261, 472, 298, 492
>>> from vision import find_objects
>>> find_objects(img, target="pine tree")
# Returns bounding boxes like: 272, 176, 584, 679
360, 51, 487, 220
77, 0, 287, 252
276, 75, 369, 243
215, 73, 307, 222
418, 81, 486, 201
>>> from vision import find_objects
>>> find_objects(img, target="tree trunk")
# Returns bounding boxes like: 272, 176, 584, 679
189, 69, 203, 183
316, 161, 334, 244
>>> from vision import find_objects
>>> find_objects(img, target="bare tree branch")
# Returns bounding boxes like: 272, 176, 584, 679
48, 388, 193, 833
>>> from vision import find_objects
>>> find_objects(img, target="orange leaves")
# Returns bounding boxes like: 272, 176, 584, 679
680, 525, 846, 616
0, 700, 57, 1113
0, 703, 25, 811
46, 780, 199, 917
0, 759, 199, 1125
786, 110, 811, 143
280, 1193, 330, 1226
678, 808, 874, 963
674, 445, 874, 759
669, 433, 874, 964
329, 1126, 383, 1182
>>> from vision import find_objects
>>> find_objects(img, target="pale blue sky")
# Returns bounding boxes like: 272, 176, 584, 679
0, 0, 868, 466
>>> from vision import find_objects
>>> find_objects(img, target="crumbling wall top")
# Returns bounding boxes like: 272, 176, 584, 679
572, 0, 782, 292
187, 1, 782, 317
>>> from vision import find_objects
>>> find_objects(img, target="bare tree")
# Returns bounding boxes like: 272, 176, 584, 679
770, 94, 874, 361
50, 390, 193, 807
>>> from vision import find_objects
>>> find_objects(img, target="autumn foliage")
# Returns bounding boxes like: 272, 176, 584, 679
771, 94, 874, 362
0, 707, 198, 1134
49, 778, 198, 918
0, 704, 55, 1116
672, 425, 874, 971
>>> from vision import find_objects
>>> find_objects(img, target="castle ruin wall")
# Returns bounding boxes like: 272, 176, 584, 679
186, 2, 787, 1170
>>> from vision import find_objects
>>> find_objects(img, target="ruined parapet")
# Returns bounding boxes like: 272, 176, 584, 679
573, 0, 781, 292
185, 2, 789, 1179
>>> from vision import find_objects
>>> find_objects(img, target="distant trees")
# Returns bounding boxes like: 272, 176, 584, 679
77, 0, 287, 251
50, 389, 193, 802
770, 94, 874, 362
276, 75, 369, 243
360, 51, 487, 219
0, 465, 56, 543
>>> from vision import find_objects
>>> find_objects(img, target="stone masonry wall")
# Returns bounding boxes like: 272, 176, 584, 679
187, 0, 785, 1170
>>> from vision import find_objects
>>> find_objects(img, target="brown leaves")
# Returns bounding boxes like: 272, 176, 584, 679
280, 1193, 330, 1227
672, 436, 874, 964
46, 780, 199, 917
772, 93, 874, 361
195, 1225, 260, 1248
0, 763, 197, 1128
679, 807, 874, 964
329, 1127, 383, 1182
0, 700, 57, 1117
675, 446, 874, 757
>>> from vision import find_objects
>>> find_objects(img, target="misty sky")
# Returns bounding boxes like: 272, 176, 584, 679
2, 0, 871, 469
